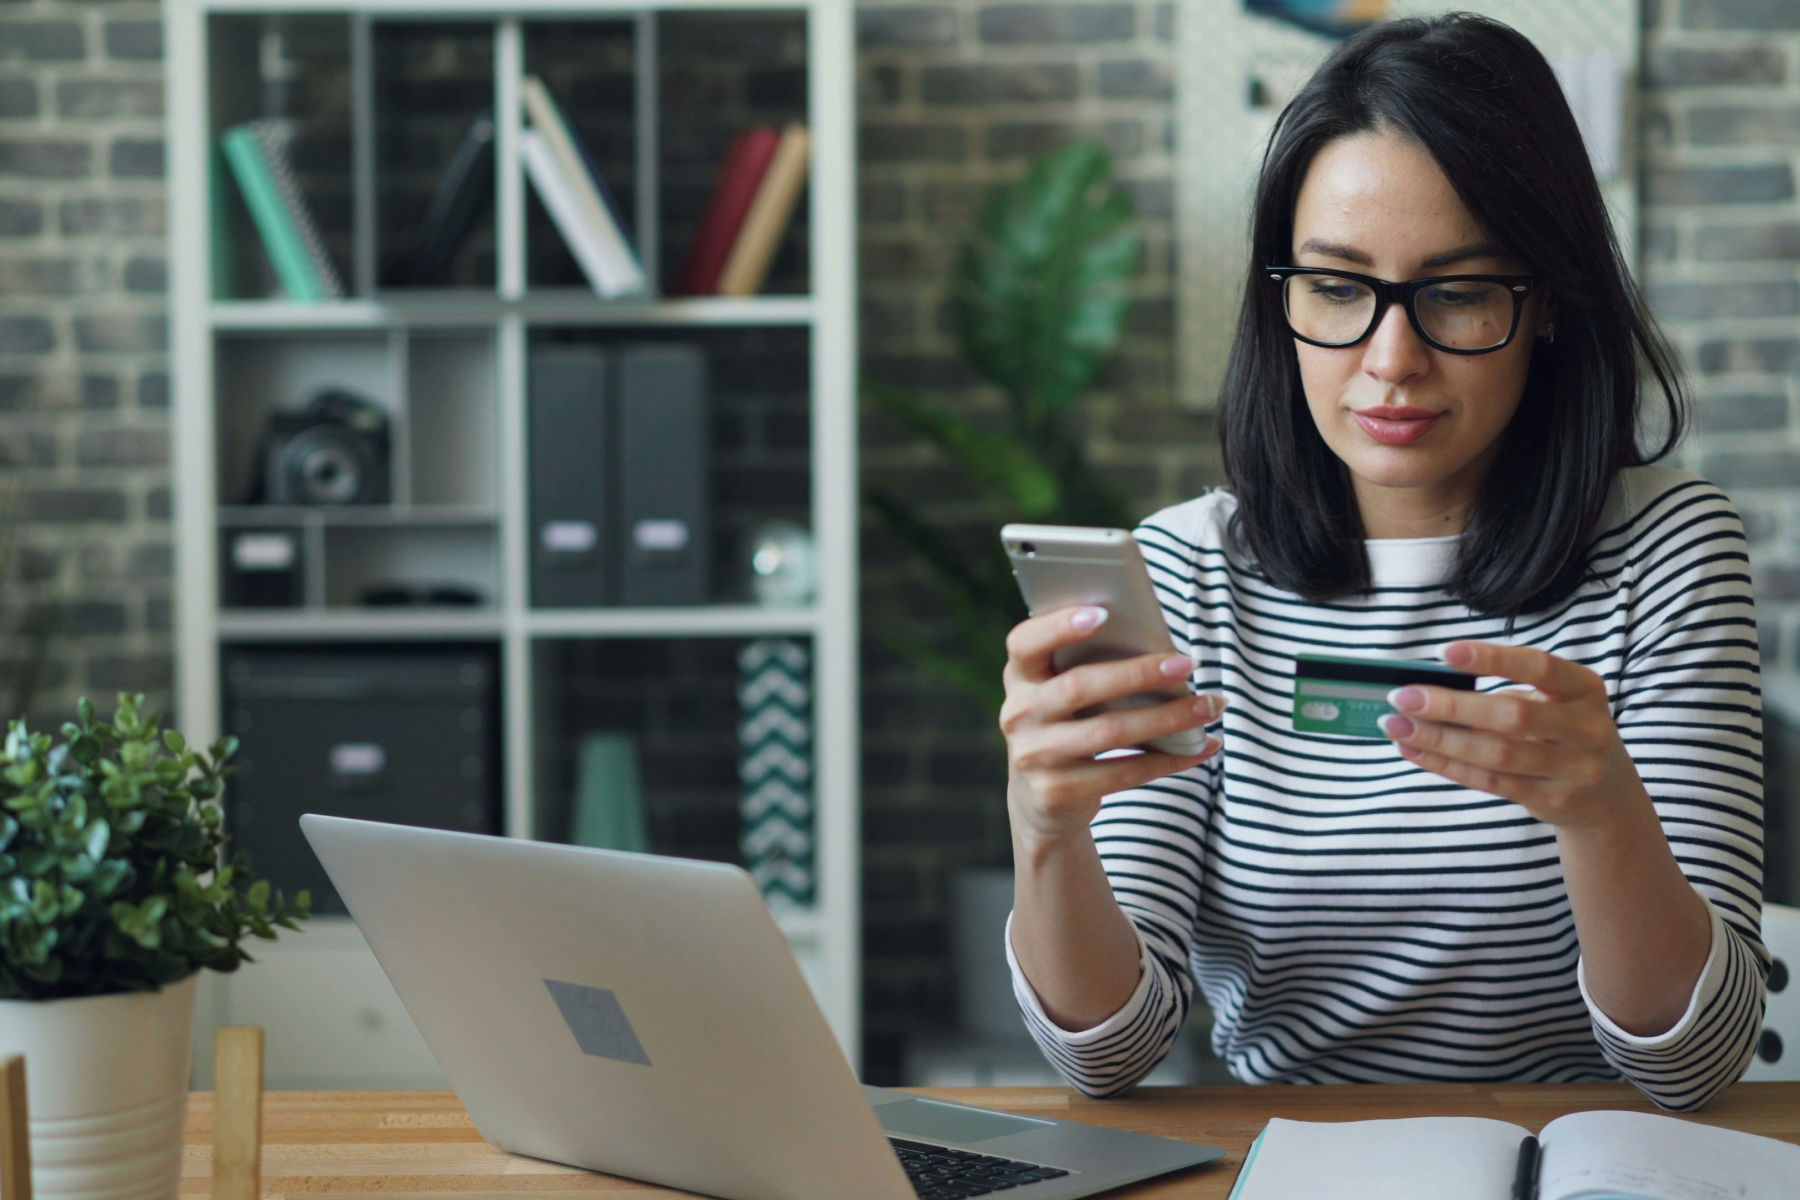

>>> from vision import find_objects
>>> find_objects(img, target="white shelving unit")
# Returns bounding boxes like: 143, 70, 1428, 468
166, 0, 858, 1088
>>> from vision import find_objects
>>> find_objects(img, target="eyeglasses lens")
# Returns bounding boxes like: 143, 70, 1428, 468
1414, 281, 1511, 350
1282, 276, 1515, 351
1283, 274, 1375, 346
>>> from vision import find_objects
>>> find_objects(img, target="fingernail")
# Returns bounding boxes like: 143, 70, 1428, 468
1193, 695, 1218, 718
1203, 735, 1222, 756
1378, 713, 1415, 739
1388, 687, 1426, 713
1442, 642, 1475, 669
1161, 655, 1196, 679
1070, 606, 1108, 631
1397, 742, 1423, 759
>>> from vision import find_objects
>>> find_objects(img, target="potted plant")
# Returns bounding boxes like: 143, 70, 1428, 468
865, 138, 1143, 712
0, 694, 307, 1200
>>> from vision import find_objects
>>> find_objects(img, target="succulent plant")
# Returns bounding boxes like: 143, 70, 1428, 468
0, 693, 307, 999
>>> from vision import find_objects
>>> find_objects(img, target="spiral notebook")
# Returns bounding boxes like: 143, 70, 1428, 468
1228, 1110, 1800, 1200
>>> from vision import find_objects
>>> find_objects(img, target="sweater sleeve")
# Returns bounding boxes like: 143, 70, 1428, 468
1583, 481, 1767, 1110
1007, 761, 1220, 1097
1004, 514, 1225, 1096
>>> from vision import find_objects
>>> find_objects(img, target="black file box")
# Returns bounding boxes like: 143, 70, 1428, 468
529, 348, 613, 607
617, 345, 709, 606
528, 343, 709, 607
222, 644, 503, 914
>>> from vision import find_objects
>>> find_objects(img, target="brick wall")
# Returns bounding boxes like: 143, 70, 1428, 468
1643, 0, 1800, 670
853, 0, 1213, 1079
0, 0, 171, 718
4, 0, 1797, 1083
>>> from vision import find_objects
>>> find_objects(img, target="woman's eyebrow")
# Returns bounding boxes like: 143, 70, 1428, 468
1296, 238, 1373, 265
1294, 238, 1504, 271
1420, 241, 1501, 268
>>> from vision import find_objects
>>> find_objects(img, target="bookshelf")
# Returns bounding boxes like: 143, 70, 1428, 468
166, 0, 859, 1087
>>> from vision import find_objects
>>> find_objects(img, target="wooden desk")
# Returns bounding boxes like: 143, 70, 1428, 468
180, 1083, 1800, 1198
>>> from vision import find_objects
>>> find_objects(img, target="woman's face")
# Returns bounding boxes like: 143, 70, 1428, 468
1289, 129, 1549, 508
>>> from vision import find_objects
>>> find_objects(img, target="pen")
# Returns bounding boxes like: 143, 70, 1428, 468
1511, 1135, 1540, 1200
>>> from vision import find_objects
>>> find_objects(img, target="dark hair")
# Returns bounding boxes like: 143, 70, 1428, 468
1218, 13, 1687, 617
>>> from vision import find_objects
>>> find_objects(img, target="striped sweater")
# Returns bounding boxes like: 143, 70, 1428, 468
1008, 466, 1766, 1110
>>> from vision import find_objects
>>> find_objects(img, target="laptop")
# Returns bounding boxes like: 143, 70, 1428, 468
300, 815, 1223, 1200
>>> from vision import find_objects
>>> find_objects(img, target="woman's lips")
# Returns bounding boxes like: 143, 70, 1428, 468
1352, 405, 1444, 446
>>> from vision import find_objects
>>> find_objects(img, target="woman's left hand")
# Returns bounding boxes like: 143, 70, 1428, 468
1378, 640, 1649, 829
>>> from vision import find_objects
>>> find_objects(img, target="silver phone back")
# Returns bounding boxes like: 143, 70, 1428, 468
1001, 524, 1178, 681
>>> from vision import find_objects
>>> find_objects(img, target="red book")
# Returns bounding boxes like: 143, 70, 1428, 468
675, 126, 782, 296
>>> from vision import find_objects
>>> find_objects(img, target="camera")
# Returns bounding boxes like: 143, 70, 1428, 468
258, 389, 391, 506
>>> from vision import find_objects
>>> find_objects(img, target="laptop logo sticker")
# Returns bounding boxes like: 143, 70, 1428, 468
543, 979, 653, 1066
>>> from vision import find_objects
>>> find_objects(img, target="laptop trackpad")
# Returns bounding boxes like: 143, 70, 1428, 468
877, 1098, 1053, 1145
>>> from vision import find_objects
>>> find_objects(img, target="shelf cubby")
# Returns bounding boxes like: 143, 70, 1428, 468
213, 331, 396, 508
207, 13, 355, 302
522, 19, 641, 292
528, 323, 810, 606
374, 21, 496, 291
658, 9, 809, 297
324, 523, 499, 608
407, 330, 498, 506
532, 635, 778, 860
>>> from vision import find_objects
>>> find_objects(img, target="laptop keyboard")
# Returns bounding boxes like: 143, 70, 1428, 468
890, 1137, 1071, 1197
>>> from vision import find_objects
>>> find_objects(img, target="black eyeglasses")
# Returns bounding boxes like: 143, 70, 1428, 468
1266, 267, 1536, 355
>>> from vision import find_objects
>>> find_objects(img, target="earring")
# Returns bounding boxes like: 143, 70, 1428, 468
1539, 321, 1556, 345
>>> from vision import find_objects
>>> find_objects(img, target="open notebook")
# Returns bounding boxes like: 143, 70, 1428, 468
1228, 1110, 1800, 1200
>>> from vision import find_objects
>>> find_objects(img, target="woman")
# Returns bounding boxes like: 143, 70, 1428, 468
1000, 14, 1765, 1111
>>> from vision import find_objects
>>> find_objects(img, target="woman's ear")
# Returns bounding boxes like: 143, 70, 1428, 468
1535, 292, 1559, 342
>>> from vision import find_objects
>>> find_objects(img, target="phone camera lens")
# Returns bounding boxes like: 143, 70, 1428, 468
1018, 542, 1037, 557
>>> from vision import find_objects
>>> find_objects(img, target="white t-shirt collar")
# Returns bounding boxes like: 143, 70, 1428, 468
1364, 533, 1459, 588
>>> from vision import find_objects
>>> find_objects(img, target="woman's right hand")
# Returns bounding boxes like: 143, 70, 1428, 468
1000, 605, 1225, 846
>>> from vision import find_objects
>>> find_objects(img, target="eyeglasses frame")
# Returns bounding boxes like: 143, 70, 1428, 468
1266, 266, 1537, 356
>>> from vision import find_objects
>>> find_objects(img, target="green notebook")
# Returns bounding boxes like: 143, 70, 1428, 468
219, 121, 343, 303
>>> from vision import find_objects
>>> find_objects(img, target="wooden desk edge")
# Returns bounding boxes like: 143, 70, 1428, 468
178, 1082, 1800, 1200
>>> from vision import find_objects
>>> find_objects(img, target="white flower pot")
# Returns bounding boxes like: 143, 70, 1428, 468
0, 974, 197, 1200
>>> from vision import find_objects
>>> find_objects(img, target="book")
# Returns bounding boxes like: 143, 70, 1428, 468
219, 120, 344, 303
519, 75, 645, 297
405, 111, 495, 286
1228, 1111, 1800, 1200
717, 124, 810, 297
521, 131, 629, 297
674, 126, 782, 295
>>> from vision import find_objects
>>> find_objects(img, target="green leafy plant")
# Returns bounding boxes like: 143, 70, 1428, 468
0, 694, 308, 999
867, 139, 1140, 711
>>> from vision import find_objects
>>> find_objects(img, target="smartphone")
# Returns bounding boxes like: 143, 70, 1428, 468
1001, 524, 1211, 756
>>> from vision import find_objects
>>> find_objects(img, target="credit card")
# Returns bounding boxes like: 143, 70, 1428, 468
1292, 652, 1477, 738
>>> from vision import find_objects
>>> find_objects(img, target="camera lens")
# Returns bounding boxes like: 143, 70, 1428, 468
1018, 542, 1037, 557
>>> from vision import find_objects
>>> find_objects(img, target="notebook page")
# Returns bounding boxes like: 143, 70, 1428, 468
1540, 1110, 1800, 1200
1233, 1116, 1527, 1200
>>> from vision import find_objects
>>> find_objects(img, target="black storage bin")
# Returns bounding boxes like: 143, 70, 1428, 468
223, 643, 503, 914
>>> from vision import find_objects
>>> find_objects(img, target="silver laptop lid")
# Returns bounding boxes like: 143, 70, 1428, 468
300, 814, 913, 1200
